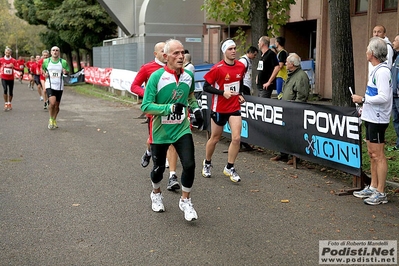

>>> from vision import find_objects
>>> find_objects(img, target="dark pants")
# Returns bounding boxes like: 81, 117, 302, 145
2, 79, 14, 96
150, 133, 195, 188
257, 86, 274, 98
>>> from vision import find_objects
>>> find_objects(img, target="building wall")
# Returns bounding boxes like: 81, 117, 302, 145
283, 0, 398, 98
97, 0, 398, 99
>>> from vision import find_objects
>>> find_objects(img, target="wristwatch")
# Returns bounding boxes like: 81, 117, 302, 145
362, 97, 365, 103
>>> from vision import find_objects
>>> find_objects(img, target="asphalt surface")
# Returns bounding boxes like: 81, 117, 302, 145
1, 81, 398, 266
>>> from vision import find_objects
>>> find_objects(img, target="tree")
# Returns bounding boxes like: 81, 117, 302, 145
202, 0, 295, 48
14, 0, 117, 71
328, 0, 355, 107
202, 0, 295, 91
0, 0, 46, 57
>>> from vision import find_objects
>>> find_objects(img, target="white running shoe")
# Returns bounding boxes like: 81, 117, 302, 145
150, 192, 165, 212
223, 166, 241, 182
179, 198, 198, 221
202, 159, 212, 178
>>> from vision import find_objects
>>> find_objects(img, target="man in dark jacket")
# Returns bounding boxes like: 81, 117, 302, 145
270, 53, 310, 164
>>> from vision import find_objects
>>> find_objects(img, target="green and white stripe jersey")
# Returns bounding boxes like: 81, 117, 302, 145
141, 67, 199, 144
42, 58, 70, 90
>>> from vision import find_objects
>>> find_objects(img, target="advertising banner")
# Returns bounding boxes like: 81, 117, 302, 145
201, 94, 362, 176
84, 67, 112, 86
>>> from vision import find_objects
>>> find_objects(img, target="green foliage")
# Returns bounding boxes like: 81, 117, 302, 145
233, 28, 248, 56
14, 0, 117, 66
267, 0, 296, 36
202, 0, 296, 36
0, 0, 46, 56
202, 0, 251, 25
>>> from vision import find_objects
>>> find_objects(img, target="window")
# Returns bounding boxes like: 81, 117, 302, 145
355, 0, 368, 14
382, 0, 398, 11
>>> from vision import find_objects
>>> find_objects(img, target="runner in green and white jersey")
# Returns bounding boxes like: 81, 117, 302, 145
42, 46, 69, 129
141, 39, 203, 222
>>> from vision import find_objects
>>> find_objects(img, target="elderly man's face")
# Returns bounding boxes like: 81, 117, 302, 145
164, 41, 184, 71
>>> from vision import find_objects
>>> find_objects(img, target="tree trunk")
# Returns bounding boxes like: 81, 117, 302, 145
250, 0, 268, 93
76, 51, 82, 72
329, 0, 355, 107
66, 51, 74, 74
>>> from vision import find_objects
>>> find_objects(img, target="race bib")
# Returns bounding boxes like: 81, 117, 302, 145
257, 61, 263, 71
50, 71, 60, 78
224, 81, 240, 92
3, 68, 12, 75
161, 109, 186, 124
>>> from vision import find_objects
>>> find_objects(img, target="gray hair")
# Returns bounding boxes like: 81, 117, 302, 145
184, 53, 192, 62
287, 53, 301, 66
164, 39, 183, 54
259, 36, 270, 47
367, 37, 387, 62
5, 47, 12, 53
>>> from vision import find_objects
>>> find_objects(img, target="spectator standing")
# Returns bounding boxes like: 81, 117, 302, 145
239, 46, 258, 95
352, 37, 392, 205
256, 36, 279, 98
238, 45, 258, 151
275, 37, 288, 99
1, 47, 18, 111
183, 52, 195, 74
202, 39, 246, 182
369, 25, 394, 75
42, 46, 70, 129
141, 39, 203, 221
389, 34, 399, 151
270, 53, 310, 164
132, 42, 182, 192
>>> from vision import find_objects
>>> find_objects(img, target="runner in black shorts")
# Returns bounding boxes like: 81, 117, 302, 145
210, 110, 241, 126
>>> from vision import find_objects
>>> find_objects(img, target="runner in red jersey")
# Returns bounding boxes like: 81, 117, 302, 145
26, 56, 35, 90
16, 56, 25, 83
33, 55, 43, 101
131, 42, 182, 191
39, 50, 50, 109
0, 47, 18, 111
202, 39, 246, 183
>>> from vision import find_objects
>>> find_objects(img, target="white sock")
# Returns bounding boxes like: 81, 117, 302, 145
146, 150, 151, 156
169, 171, 176, 178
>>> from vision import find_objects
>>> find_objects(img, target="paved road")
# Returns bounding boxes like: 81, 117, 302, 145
1, 81, 398, 265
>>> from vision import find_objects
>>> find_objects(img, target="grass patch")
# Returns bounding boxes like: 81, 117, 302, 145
67, 84, 138, 105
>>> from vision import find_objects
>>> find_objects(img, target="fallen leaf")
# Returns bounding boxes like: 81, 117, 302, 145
320, 168, 327, 172
290, 174, 298, 178
281, 199, 290, 203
